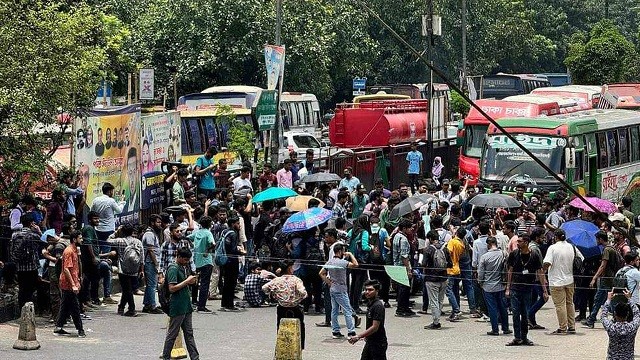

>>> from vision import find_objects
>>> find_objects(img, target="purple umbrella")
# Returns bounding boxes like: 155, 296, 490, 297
569, 197, 618, 214
282, 207, 333, 233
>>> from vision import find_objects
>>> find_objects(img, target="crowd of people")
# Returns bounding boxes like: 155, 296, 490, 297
1, 147, 640, 359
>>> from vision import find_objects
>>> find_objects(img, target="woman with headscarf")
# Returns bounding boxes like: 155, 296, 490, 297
432, 156, 444, 188
346, 215, 371, 314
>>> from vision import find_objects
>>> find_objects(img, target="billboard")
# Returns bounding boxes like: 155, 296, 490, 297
140, 111, 181, 208
75, 104, 141, 225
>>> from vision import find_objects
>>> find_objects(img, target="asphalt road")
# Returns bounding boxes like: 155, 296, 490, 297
0, 290, 629, 359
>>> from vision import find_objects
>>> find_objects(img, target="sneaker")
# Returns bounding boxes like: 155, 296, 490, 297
417, 310, 429, 315
315, 321, 331, 327
567, 328, 576, 334
529, 323, 546, 330
354, 315, 362, 328
117, 308, 124, 316
84, 302, 97, 309
583, 321, 594, 329
91, 300, 104, 307
225, 307, 241, 312
197, 307, 212, 313
150, 307, 165, 314
102, 297, 118, 305
332, 332, 345, 339
347, 332, 357, 339
54, 328, 70, 336
503, 330, 513, 335
448, 313, 461, 322
425, 323, 442, 330
470, 311, 483, 318
78, 330, 86, 338
80, 313, 92, 320
550, 329, 567, 335
134, 290, 144, 296
123, 310, 138, 317
486, 331, 500, 336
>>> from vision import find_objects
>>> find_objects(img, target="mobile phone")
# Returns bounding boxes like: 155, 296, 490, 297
613, 287, 625, 294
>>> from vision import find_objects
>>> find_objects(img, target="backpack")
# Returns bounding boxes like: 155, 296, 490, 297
431, 244, 448, 270
613, 265, 635, 290
571, 245, 583, 275
121, 238, 142, 274
305, 238, 325, 263
271, 229, 292, 260
158, 264, 180, 314
353, 232, 370, 264
369, 231, 384, 264
606, 246, 625, 273
214, 229, 233, 266
385, 232, 398, 265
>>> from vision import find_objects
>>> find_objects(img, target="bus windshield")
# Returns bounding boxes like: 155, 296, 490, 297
483, 134, 565, 181
463, 125, 487, 157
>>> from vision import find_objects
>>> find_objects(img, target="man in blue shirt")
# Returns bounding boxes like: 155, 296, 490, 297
194, 147, 217, 197
406, 142, 423, 194
339, 167, 360, 193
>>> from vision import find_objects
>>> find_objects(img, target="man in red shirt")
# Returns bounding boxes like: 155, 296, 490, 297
258, 163, 278, 191
54, 230, 85, 337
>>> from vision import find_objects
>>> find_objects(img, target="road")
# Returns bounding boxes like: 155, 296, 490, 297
0, 290, 627, 359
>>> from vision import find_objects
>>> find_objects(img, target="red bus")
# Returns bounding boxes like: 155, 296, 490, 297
503, 94, 588, 113
458, 99, 561, 183
531, 85, 602, 109
598, 83, 640, 110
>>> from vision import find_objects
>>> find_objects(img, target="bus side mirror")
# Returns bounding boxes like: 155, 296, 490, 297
565, 148, 576, 169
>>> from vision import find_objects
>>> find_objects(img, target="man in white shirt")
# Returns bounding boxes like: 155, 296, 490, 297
90, 182, 125, 240
543, 228, 583, 334
232, 167, 253, 196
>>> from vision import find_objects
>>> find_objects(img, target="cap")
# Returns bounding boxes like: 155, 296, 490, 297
609, 212, 626, 223
356, 184, 366, 191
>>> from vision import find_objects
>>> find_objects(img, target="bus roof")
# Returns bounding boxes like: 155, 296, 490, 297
179, 108, 252, 118
488, 109, 639, 134
504, 95, 581, 110
465, 99, 559, 125
531, 85, 601, 102
201, 85, 264, 94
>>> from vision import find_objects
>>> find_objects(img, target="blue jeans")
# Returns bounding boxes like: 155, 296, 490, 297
446, 276, 460, 313
484, 290, 510, 333
460, 260, 476, 311
528, 283, 546, 325
143, 262, 158, 308
98, 261, 111, 298
510, 288, 532, 341
331, 291, 355, 334
587, 288, 609, 324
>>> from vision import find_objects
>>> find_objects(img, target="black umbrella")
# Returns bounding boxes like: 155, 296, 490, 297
468, 193, 522, 209
300, 172, 342, 183
389, 194, 437, 219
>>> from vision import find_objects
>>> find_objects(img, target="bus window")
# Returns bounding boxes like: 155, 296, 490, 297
597, 132, 608, 168
583, 135, 590, 174
188, 119, 204, 154
631, 126, 640, 161
181, 121, 190, 155
606, 131, 618, 167
574, 150, 584, 181
204, 118, 218, 148
618, 128, 629, 164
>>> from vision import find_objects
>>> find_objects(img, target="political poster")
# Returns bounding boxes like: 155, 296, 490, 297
140, 111, 181, 209
75, 104, 141, 225
264, 45, 285, 90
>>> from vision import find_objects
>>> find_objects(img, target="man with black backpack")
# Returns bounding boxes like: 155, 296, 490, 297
614, 252, 640, 307
584, 230, 625, 329
10, 213, 43, 307
106, 223, 144, 317
422, 230, 453, 330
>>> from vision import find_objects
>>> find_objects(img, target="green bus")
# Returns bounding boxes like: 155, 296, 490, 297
480, 109, 640, 213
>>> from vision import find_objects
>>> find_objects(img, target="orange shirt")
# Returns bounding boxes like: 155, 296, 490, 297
447, 237, 465, 276
59, 244, 80, 291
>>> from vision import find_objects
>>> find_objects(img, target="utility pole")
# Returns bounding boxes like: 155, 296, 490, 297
461, 0, 466, 89
426, 0, 434, 167
270, 0, 283, 167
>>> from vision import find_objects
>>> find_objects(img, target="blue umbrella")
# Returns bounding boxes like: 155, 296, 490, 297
282, 207, 333, 233
560, 219, 602, 258
252, 187, 298, 203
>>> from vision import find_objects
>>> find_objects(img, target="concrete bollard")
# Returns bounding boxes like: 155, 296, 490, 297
274, 318, 302, 360
13, 302, 40, 350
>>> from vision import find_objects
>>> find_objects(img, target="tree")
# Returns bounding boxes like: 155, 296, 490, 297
215, 105, 255, 163
565, 20, 639, 84
0, 0, 128, 200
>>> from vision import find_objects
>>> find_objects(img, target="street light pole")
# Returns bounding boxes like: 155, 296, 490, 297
426, 0, 434, 168
270, 0, 283, 167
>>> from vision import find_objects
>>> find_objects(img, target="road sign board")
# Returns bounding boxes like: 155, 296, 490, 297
139, 68, 154, 100
352, 78, 367, 90
352, 90, 365, 96
256, 90, 278, 131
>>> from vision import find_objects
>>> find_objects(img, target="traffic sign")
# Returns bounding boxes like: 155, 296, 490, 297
139, 68, 154, 100
352, 77, 367, 90
256, 90, 278, 131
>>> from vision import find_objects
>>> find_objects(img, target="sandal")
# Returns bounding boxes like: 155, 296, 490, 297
505, 339, 523, 346
522, 339, 534, 346
549, 329, 566, 335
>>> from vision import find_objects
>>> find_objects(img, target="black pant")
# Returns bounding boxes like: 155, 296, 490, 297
395, 281, 411, 312
17, 270, 38, 308
369, 266, 391, 303
349, 269, 367, 311
81, 263, 100, 303
276, 305, 305, 349
302, 267, 323, 312
118, 274, 136, 312
196, 265, 213, 309
221, 261, 239, 308
409, 173, 419, 194
361, 341, 388, 360
56, 290, 83, 331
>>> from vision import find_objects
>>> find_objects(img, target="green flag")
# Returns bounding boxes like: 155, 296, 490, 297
384, 265, 410, 287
